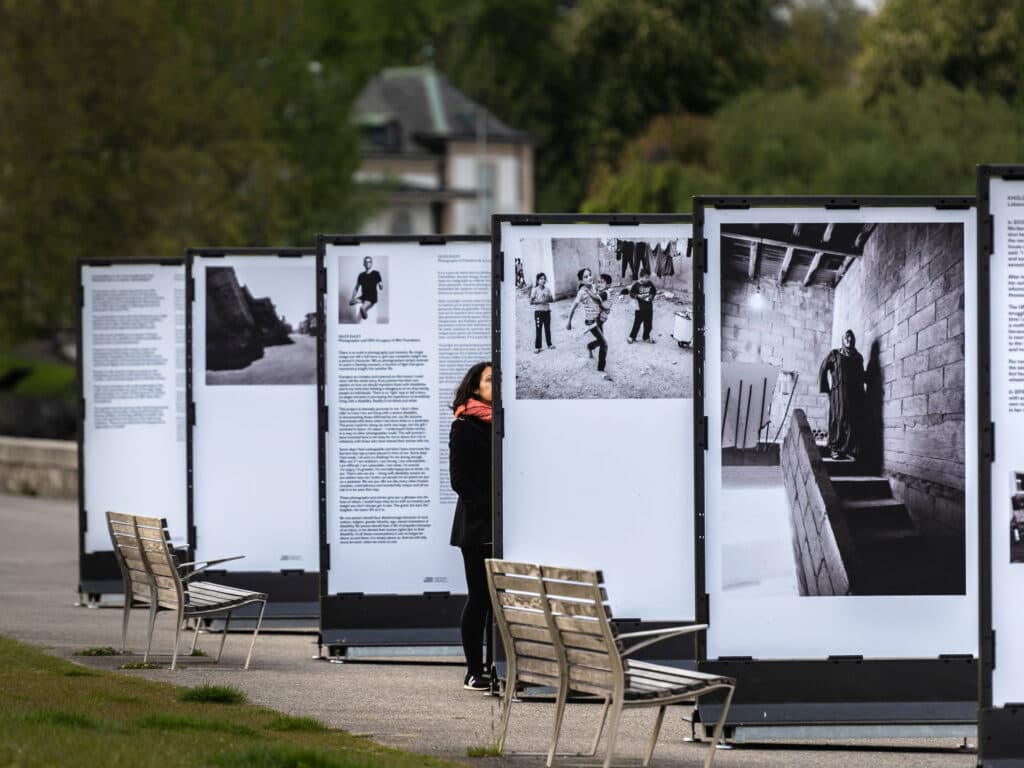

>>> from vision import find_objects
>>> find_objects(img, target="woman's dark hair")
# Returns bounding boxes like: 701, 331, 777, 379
576, 267, 591, 282
535, 272, 546, 286
451, 361, 492, 411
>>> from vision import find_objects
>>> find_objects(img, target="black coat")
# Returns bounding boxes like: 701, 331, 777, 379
448, 414, 492, 547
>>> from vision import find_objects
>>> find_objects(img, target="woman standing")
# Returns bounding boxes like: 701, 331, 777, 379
449, 362, 493, 691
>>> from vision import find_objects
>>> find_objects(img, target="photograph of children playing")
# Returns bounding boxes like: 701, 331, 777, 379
515, 235, 693, 400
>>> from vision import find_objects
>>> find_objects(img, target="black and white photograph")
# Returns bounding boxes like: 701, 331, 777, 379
205, 264, 316, 385
1012, 472, 1024, 563
338, 253, 389, 324
514, 236, 692, 400
717, 221, 967, 597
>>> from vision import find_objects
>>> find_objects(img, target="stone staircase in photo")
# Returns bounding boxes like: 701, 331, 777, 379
821, 456, 931, 596
781, 408, 931, 596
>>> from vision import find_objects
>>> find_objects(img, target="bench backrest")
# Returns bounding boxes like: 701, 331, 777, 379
132, 515, 185, 611
106, 511, 153, 605
539, 565, 621, 697
486, 560, 560, 689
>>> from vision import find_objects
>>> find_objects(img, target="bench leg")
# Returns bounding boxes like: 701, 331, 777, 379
703, 685, 735, 768
120, 601, 131, 654
589, 696, 611, 756
601, 699, 624, 768
495, 669, 516, 753
189, 619, 201, 654
642, 705, 667, 768
170, 609, 185, 671
216, 611, 232, 663
143, 602, 159, 663
545, 685, 569, 768
243, 600, 266, 671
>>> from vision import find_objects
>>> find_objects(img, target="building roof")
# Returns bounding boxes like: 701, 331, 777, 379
353, 66, 530, 153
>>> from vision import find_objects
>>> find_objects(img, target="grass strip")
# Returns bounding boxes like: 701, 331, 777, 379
0, 635, 463, 768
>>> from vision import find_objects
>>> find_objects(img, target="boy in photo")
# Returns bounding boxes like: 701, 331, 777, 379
627, 267, 657, 343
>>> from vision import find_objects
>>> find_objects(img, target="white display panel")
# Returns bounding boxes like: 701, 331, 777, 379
499, 221, 696, 621
191, 254, 319, 571
988, 178, 1024, 706
323, 241, 490, 595
703, 206, 978, 659
81, 263, 187, 552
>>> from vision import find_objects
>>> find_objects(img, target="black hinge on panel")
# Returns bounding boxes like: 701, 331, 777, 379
987, 630, 996, 670
935, 202, 971, 210
187, 401, 196, 426
424, 591, 451, 597
496, 406, 505, 438
189, 525, 197, 549
497, 251, 505, 283
697, 416, 709, 450
510, 216, 542, 226
983, 215, 994, 256
828, 654, 864, 661
608, 215, 640, 226
419, 236, 445, 245
717, 656, 754, 662
337, 592, 364, 598
938, 653, 974, 660
714, 202, 750, 210
321, 405, 329, 432
825, 202, 860, 210
78, 285, 85, 307
320, 546, 330, 571
280, 568, 304, 575
187, 277, 195, 303
80, 398, 86, 421
317, 266, 327, 294
700, 592, 710, 624
80, 507, 88, 533
692, 239, 706, 273
983, 422, 995, 463
278, 251, 303, 259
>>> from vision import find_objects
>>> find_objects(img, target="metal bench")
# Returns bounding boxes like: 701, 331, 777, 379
487, 558, 735, 768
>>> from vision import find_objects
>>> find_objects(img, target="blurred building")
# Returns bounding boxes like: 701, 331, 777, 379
352, 66, 533, 235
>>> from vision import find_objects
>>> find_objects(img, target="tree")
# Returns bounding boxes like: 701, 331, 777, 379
858, 0, 1022, 103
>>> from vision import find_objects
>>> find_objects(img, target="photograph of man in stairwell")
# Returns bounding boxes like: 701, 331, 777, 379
719, 221, 966, 597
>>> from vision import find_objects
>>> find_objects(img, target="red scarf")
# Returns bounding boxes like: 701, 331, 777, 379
455, 397, 492, 423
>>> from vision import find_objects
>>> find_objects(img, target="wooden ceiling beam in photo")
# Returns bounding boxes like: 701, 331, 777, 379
722, 232, 861, 261
778, 246, 795, 284
747, 240, 759, 280
803, 251, 824, 287
834, 255, 856, 286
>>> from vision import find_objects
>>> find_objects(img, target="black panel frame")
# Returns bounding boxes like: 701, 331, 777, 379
490, 213, 700, 661
692, 195, 978, 729
316, 234, 490, 650
186, 247, 319, 620
76, 258, 186, 597
978, 165, 1024, 765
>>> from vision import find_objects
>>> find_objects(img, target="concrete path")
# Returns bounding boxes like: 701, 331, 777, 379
0, 492, 976, 767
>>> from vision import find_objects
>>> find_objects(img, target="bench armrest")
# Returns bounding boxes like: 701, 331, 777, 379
177, 555, 245, 581
619, 623, 708, 657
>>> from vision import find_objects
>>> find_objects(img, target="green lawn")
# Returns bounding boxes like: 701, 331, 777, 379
0, 352, 75, 398
0, 636, 462, 768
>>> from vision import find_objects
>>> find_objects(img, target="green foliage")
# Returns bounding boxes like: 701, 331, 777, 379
180, 684, 248, 704
265, 716, 328, 732
137, 713, 258, 736
73, 647, 118, 657
0, 635, 465, 768
0, 353, 76, 398
24, 710, 102, 729
119, 662, 164, 670
466, 743, 501, 757
858, 0, 1022, 102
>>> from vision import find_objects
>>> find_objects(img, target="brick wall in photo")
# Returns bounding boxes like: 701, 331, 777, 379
831, 222, 965, 550
721, 276, 834, 441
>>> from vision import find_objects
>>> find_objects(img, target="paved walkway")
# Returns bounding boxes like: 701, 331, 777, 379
0, 492, 976, 767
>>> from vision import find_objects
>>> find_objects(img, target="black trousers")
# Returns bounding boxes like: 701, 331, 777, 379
534, 310, 552, 349
587, 321, 608, 371
460, 544, 490, 676
630, 303, 653, 341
